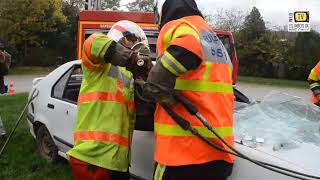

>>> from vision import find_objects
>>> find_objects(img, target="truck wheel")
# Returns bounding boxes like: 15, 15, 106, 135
36, 125, 59, 162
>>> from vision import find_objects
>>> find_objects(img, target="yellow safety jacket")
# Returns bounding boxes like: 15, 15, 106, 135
67, 33, 135, 172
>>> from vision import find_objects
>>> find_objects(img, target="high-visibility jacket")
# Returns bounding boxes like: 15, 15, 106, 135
308, 61, 320, 104
67, 33, 135, 172
154, 16, 235, 166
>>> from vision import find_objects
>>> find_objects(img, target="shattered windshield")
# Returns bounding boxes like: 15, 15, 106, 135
234, 91, 320, 150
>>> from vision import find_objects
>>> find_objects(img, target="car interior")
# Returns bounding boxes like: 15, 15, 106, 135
52, 65, 82, 104
63, 67, 83, 103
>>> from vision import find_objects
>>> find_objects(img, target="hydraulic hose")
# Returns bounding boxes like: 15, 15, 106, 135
162, 102, 320, 180
172, 91, 320, 180
144, 81, 320, 180
134, 82, 156, 103
0, 89, 39, 158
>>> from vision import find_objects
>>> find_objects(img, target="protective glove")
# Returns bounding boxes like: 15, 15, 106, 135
136, 62, 178, 105
141, 82, 176, 105
134, 78, 176, 105
127, 53, 153, 80
313, 89, 320, 101
105, 42, 153, 80
105, 42, 133, 67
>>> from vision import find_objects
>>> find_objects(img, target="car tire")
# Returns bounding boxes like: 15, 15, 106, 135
36, 125, 59, 162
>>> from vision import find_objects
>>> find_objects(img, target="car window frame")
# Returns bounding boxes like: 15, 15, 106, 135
51, 64, 82, 105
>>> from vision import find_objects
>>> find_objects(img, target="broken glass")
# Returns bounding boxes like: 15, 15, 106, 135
234, 91, 320, 150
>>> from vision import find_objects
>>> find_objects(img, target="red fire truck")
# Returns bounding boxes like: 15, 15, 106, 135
77, 10, 239, 83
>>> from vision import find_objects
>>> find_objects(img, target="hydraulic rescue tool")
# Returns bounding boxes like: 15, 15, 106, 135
0, 89, 39, 158
134, 79, 320, 180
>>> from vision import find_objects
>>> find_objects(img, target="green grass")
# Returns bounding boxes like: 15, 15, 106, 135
9, 66, 54, 75
238, 76, 309, 89
0, 93, 72, 180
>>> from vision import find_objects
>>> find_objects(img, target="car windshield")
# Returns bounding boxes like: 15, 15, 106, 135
234, 92, 320, 172
235, 92, 320, 148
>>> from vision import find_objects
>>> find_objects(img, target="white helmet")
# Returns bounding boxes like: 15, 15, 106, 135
107, 20, 148, 45
154, 0, 166, 25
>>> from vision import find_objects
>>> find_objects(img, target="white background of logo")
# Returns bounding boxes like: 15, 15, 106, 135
288, 12, 311, 32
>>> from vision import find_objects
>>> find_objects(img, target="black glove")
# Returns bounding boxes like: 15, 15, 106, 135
127, 53, 153, 80
134, 79, 176, 105
104, 41, 153, 80
313, 89, 320, 101
144, 83, 176, 104
104, 41, 133, 67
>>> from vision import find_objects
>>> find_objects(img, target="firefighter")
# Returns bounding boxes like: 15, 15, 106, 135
308, 61, 320, 107
67, 20, 152, 180
144, 0, 235, 179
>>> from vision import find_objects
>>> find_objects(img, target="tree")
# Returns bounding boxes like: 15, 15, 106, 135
242, 6, 266, 41
201, 10, 214, 26
236, 7, 271, 77
287, 30, 320, 80
52, 0, 81, 61
0, 0, 67, 64
101, 0, 121, 10
64, 0, 85, 8
211, 8, 248, 32
64, 0, 120, 11
127, 0, 154, 12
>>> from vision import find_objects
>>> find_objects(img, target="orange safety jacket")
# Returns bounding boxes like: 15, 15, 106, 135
67, 33, 135, 172
154, 16, 235, 166
308, 61, 320, 104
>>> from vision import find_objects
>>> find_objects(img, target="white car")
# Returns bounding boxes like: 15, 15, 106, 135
27, 60, 320, 180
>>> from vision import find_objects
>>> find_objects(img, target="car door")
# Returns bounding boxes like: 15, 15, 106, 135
48, 65, 82, 153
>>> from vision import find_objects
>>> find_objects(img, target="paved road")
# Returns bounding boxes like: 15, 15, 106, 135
4, 74, 47, 94
2, 74, 312, 101
236, 83, 310, 102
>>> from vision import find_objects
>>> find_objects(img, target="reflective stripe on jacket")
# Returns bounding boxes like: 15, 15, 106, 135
67, 33, 135, 172
308, 61, 320, 104
154, 16, 235, 166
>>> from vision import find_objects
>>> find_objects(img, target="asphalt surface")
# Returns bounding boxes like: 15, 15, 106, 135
236, 83, 310, 102
3, 75, 47, 94
2, 74, 311, 101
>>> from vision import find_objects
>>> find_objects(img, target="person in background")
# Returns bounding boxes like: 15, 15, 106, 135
308, 61, 320, 107
0, 42, 11, 94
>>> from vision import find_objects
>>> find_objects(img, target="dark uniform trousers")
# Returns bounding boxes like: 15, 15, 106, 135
154, 160, 233, 180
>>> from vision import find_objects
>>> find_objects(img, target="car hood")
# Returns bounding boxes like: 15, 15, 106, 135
234, 91, 320, 175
